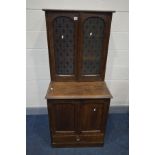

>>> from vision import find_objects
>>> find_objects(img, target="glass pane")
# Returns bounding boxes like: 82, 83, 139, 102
53, 17, 75, 75
82, 17, 104, 75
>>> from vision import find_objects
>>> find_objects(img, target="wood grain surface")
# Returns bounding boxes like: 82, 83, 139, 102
46, 81, 112, 99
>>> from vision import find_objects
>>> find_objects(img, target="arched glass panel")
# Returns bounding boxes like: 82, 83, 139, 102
53, 17, 75, 75
82, 17, 104, 75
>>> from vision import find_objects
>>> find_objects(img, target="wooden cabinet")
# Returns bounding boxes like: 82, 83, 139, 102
43, 9, 114, 147
46, 82, 112, 147
47, 98, 111, 147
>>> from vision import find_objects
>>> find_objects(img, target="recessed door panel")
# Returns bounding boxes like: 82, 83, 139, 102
51, 103, 76, 133
79, 103, 103, 132
79, 100, 109, 133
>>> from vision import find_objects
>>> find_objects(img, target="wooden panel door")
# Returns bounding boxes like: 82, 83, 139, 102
45, 12, 79, 81
79, 100, 110, 134
78, 12, 112, 81
48, 102, 77, 134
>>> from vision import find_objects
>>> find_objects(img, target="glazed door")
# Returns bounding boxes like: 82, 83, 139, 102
78, 13, 112, 81
79, 100, 109, 134
48, 103, 77, 134
45, 12, 112, 81
45, 12, 79, 81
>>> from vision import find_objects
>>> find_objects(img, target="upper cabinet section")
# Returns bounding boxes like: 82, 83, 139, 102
44, 10, 114, 81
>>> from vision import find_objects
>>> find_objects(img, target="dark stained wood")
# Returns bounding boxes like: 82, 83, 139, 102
47, 99, 110, 147
78, 12, 113, 81
52, 133, 104, 147
52, 104, 76, 133
45, 11, 79, 81
43, 10, 114, 147
100, 13, 113, 81
43, 9, 115, 13
79, 100, 108, 133
44, 10, 113, 81
46, 81, 112, 99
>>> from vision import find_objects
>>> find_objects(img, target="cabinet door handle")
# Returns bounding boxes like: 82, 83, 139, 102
93, 108, 96, 112
76, 136, 80, 142
90, 32, 93, 36
50, 87, 53, 91
74, 17, 78, 20
61, 35, 64, 39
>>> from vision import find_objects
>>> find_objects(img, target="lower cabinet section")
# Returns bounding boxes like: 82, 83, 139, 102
47, 99, 110, 147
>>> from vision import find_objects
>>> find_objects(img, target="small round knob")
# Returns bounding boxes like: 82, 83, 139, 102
76, 137, 80, 142
93, 108, 96, 112
50, 87, 53, 91
90, 32, 93, 36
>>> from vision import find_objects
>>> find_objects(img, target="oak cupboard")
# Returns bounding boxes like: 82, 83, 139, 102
43, 9, 114, 147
